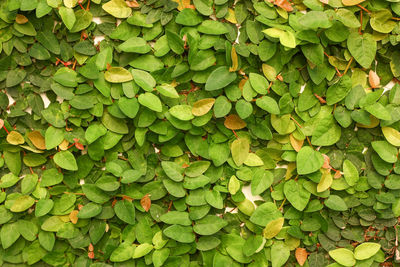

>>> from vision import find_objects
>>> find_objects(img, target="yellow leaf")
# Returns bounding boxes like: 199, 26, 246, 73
59, 139, 69, 150
225, 8, 237, 24
229, 46, 238, 72
173, 0, 190, 11
342, 0, 364, 6
356, 115, 379, 128
192, 98, 215, 116
290, 134, 303, 152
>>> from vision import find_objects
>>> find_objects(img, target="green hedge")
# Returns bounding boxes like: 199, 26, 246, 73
0, 0, 399, 266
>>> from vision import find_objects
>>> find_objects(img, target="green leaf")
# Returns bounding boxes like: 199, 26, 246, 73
160, 211, 192, 226
311, 116, 341, 146
296, 146, 324, 175
169, 105, 194, 121
326, 75, 352, 105
59, 7, 76, 30
347, 32, 377, 68
371, 140, 398, 163
205, 66, 237, 91
102, 111, 129, 134
138, 92, 162, 112
256, 96, 280, 114
325, 195, 348, 211
284, 179, 311, 211
114, 200, 135, 224
163, 225, 195, 243
250, 202, 282, 226
1, 223, 20, 249
53, 151, 78, 171
193, 215, 228, 235
10, 195, 35, 212
343, 159, 359, 186
298, 11, 332, 29
118, 37, 151, 53
271, 241, 290, 267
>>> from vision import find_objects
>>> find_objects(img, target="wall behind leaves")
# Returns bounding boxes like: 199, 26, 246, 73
0, 0, 399, 266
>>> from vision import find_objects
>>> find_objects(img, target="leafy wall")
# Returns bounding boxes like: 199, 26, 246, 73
0, 0, 399, 266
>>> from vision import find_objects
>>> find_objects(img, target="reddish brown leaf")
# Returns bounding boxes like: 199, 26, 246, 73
88, 251, 95, 259
75, 142, 84, 150
295, 248, 308, 266
322, 154, 331, 169
141, 194, 151, 212
274, 0, 293, 11
334, 170, 342, 179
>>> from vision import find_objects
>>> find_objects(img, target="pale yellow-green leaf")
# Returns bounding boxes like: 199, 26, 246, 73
231, 138, 250, 166
317, 169, 332, 192
263, 217, 284, 239
7, 131, 25, 145
244, 153, 264, 167
228, 175, 240, 195
192, 98, 215, 116
102, 0, 132, 18
237, 199, 255, 216
105, 67, 133, 83
382, 127, 400, 146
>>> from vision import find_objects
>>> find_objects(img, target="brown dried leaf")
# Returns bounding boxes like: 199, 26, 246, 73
369, 70, 380, 89
140, 194, 151, 212
224, 114, 247, 130
28, 131, 46, 150
125, 0, 140, 8
16, 14, 28, 24
69, 210, 79, 224
295, 248, 308, 266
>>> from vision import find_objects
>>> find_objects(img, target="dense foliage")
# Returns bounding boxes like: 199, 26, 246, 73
1, 0, 400, 266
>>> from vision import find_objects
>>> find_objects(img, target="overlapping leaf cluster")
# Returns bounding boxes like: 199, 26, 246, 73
1, 0, 400, 266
